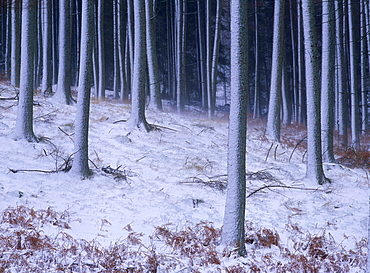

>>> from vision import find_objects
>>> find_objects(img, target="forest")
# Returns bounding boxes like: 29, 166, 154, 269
0, 0, 369, 272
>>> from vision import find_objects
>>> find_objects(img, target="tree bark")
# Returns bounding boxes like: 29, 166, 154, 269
222, 0, 248, 257
71, 0, 94, 178
12, 0, 38, 142
301, 0, 327, 185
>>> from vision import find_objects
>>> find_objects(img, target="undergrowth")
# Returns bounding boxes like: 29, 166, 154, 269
0, 206, 365, 272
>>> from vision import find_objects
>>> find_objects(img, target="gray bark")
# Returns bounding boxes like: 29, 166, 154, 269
301, 0, 327, 185
222, 0, 248, 257
12, 0, 38, 142
70, 0, 94, 178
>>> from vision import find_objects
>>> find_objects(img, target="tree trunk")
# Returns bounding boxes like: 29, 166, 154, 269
41, 0, 52, 95
222, 0, 248, 257
97, 0, 106, 99
348, 0, 360, 149
320, 0, 335, 163
10, 0, 20, 87
55, 0, 75, 105
70, 0, 94, 178
12, 0, 38, 142
128, 0, 151, 131
266, 0, 285, 142
146, 0, 162, 110
301, 0, 327, 185
335, 0, 348, 146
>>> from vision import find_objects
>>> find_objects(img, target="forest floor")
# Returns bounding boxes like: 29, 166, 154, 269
0, 84, 368, 272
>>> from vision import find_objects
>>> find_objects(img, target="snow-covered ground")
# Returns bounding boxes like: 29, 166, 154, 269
0, 85, 368, 272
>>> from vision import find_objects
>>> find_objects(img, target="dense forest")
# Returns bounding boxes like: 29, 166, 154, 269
0, 0, 369, 271
0, 0, 368, 128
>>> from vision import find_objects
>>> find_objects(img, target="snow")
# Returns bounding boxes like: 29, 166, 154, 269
0, 85, 368, 271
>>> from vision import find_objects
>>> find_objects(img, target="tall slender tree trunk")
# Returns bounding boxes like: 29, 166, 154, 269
41, 0, 52, 95
266, 0, 285, 142
146, 0, 162, 110
175, 0, 185, 113
253, 0, 260, 119
117, 0, 127, 100
71, 0, 94, 178
222, 0, 248, 257
97, 0, 105, 99
197, 0, 207, 110
55, 0, 75, 105
113, 0, 120, 99
301, 0, 327, 185
12, 0, 38, 142
128, 0, 151, 131
321, 0, 335, 163
210, 0, 222, 117
348, 0, 360, 149
10, 0, 20, 87
360, 1, 368, 133
335, 0, 348, 146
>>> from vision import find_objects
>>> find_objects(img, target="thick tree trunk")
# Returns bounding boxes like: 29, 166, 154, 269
222, 0, 248, 257
12, 0, 38, 142
128, 0, 151, 131
301, 0, 327, 185
71, 0, 94, 178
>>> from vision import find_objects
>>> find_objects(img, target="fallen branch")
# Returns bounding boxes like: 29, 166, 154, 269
8, 168, 56, 174
247, 185, 324, 198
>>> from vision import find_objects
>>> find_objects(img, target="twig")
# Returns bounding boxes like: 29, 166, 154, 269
0, 96, 18, 100
151, 124, 177, 132
265, 143, 274, 162
274, 144, 279, 160
247, 185, 324, 198
113, 119, 127, 124
58, 127, 74, 142
289, 136, 307, 163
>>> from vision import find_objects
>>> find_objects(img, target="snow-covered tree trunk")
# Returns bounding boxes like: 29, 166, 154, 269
222, 0, 248, 256
301, 0, 327, 185
41, 0, 52, 95
146, 0, 162, 110
197, 0, 207, 109
335, 0, 348, 146
113, 0, 120, 99
348, 0, 360, 149
253, 0, 259, 119
297, 0, 306, 125
320, 0, 335, 163
206, 0, 213, 117
175, 0, 185, 113
117, 0, 127, 100
289, 0, 298, 123
96, 0, 105, 99
266, 0, 285, 142
360, 1, 368, 133
128, 0, 151, 131
55, 0, 75, 105
5, 2, 11, 77
12, 0, 37, 142
10, 0, 20, 87
70, 0, 94, 178
127, 0, 134, 95
210, 0, 222, 117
